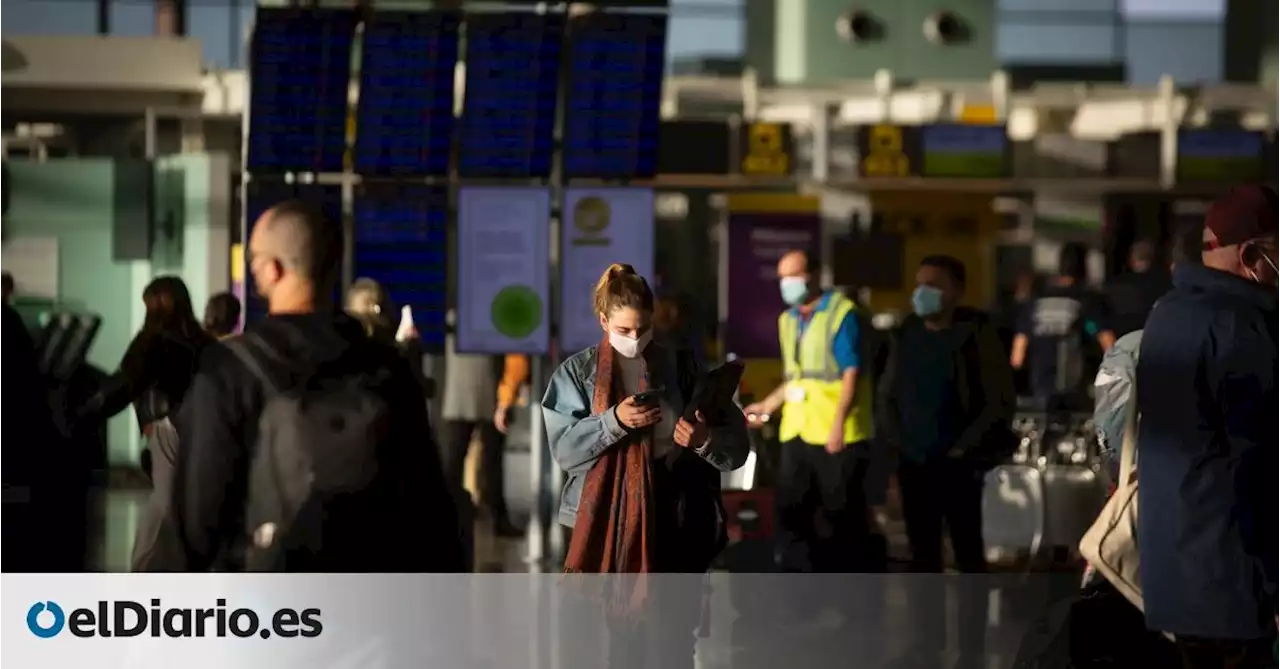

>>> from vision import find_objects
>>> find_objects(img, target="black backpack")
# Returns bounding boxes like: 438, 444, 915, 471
225, 333, 397, 571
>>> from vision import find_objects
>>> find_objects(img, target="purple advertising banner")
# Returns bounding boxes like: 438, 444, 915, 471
725, 211, 820, 358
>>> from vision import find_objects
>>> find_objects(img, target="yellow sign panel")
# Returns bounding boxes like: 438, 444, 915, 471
230, 243, 245, 283
724, 193, 820, 214
861, 124, 911, 177
741, 122, 791, 176
959, 104, 998, 125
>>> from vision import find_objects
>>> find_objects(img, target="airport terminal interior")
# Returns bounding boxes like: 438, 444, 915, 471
2, 0, 1278, 653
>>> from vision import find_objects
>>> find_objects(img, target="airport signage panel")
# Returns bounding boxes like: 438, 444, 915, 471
246, 8, 356, 173
856, 124, 922, 178
559, 188, 656, 355
739, 122, 795, 177
657, 120, 733, 175
1177, 130, 1267, 182
919, 124, 1010, 178
456, 187, 552, 355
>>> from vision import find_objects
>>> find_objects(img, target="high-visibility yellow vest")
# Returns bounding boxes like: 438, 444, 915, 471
777, 292, 874, 446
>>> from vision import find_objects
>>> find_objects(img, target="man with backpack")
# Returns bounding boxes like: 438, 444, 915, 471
172, 200, 464, 572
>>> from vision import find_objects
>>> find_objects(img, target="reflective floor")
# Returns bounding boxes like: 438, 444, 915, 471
96, 488, 535, 573
90, 486, 1072, 669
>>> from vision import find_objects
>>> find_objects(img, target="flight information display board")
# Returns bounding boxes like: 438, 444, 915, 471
919, 124, 1009, 178
354, 11, 461, 177
562, 13, 667, 180
246, 8, 357, 173
458, 13, 564, 179
352, 185, 449, 352
1177, 130, 1266, 182
242, 182, 343, 325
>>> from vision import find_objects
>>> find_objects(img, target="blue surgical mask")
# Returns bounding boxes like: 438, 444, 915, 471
779, 277, 809, 306
911, 285, 944, 317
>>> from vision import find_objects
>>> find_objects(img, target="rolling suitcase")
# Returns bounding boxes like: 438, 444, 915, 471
1042, 464, 1107, 554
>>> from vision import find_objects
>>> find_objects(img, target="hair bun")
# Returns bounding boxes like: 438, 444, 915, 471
606, 263, 636, 279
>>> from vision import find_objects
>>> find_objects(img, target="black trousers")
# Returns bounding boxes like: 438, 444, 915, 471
1176, 636, 1275, 669
898, 458, 988, 574
776, 439, 872, 574
441, 419, 509, 522
898, 458, 990, 657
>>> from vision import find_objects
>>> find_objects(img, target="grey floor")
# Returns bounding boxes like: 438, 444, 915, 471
96, 450, 539, 573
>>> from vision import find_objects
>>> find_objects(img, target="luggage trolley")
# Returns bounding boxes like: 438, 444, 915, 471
983, 400, 1109, 569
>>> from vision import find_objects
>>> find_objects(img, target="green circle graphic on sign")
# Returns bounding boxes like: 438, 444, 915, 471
490, 285, 543, 339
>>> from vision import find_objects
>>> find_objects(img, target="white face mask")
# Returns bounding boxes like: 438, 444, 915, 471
609, 330, 652, 359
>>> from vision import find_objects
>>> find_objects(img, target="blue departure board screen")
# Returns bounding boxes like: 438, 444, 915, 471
458, 13, 564, 179
562, 13, 667, 180
242, 183, 343, 325
352, 185, 449, 352
247, 8, 357, 173
354, 11, 460, 177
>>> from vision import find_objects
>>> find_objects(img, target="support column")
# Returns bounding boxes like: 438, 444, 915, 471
156, 0, 187, 38
97, 0, 111, 35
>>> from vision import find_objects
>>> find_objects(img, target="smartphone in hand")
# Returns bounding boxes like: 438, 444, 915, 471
632, 388, 665, 407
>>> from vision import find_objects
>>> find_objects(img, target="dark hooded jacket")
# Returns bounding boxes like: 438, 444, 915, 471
171, 313, 463, 572
878, 307, 1016, 468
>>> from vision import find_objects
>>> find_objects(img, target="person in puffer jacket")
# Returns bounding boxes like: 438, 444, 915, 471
1092, 329, 1142, 486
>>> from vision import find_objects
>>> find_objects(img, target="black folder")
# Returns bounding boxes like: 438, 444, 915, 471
682, 360, 744, 424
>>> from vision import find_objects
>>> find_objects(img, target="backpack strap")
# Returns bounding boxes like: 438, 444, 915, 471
223, 333, 280, 397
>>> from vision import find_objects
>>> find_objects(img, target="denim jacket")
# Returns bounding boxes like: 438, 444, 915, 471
542, 345, 750, 527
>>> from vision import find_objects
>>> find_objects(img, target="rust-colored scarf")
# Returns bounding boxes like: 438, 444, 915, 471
563, 334, 658, 612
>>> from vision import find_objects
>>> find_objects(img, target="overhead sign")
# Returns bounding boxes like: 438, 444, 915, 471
857, 124, 920, 178
920, 124, 1009, 178
559, 188, 656, 355
458, 14, 564, 179
657, 120, 732, 175
562, 14, 667, 179
739, 122, 794, 177
246, 8, 357, 173
353, 11, 460, 177
456, 187, 552, 354
1177, 130, 1266, 182
958, 104, 998, 125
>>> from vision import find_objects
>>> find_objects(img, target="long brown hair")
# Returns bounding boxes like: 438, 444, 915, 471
592, 263, 654, 317
142, 276, 204, 341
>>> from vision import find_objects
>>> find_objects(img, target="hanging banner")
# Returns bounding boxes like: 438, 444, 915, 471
724, 194, 821, 359
1177, 130, 1266, 182
560, 188, 656, 355
456, 187, 552, 354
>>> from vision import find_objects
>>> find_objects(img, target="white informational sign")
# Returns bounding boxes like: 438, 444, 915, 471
560, 188, 655, 354
456, 187, 552, 355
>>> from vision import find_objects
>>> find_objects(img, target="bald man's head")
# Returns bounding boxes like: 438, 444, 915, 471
776, 248, 819, 307
249, 200, 342, 309
777, 249, 816, 279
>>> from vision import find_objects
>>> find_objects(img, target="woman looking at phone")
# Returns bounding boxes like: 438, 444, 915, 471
542, 263, 749, 669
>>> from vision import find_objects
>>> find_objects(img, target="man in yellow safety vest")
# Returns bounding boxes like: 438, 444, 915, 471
744, 249, 875, 575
